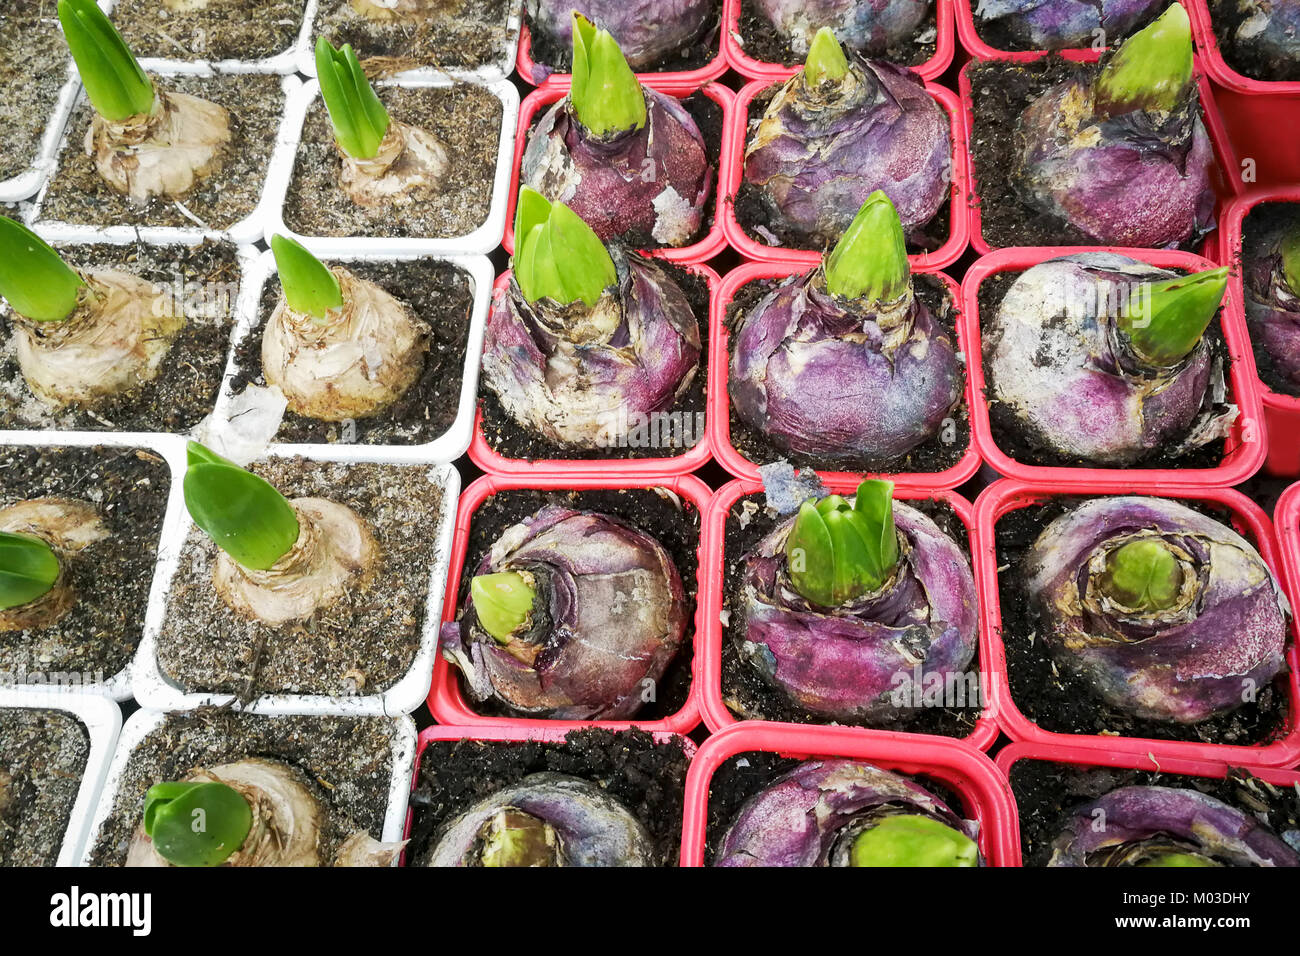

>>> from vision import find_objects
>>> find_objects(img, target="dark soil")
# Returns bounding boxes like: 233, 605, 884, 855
285, 85, 502, 239
0, 706, 89, 867
111, 0, 307, 63
86, 711, 400, 866
524, 2, 721, 74
312, 0, 514, 75
1239, 200, 1300, 397
229, 258, 472, 447
1010, 758, 1300, 866
1206, 0, 1300, 82
447, 487, 700, 722
0, 445, 169, 685
972, 1, 1164, 54
735, 0, 936, 68
407, 728, 691, 866
719, 492, 983, 737
479, 256, 710, 461
725, 272, 970, 473
0, 240, 240, 433
977, 268, 1234, 470
40, 72, 284, 231
156, 458, 446, 699
994, 494, 1292, 746
0, 2, 69, 183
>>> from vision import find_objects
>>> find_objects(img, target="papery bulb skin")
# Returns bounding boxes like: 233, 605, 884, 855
1049, 785, 1300, 867
1026, 496, 1289, 723
350, 0, 460, 21
1242, 215, 1300, 394
975, 0, 1165, 50
338, 120, 449, 208
526, 0, 714, 69
752, 0, 929, 56
441, 506, 686, 720
1231, 0, 1300, 80
0, 499, 107, 633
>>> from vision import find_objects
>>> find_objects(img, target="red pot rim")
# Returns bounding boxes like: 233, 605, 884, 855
957, 54, 1243, 257
708, 260, 981, 487
516, 21, 729, 89
1184, 0, 1300, 95
680, 721, 1019, 866
696, 477, 1001, 750
426, 472, 711, 734
469, 261, 721, 477
720, 0, 956, 82
503, 78, 735, 265
962, 246, 1266, 487
973, 478, 1300, 766
718, 77, 970, 272
1271, 481, 1300, 635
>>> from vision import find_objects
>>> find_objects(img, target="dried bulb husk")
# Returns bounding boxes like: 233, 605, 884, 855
86, 89, 231, 202
162, 0, 214, 10
340, 120, 449, 207
350, 0, 460, 20
0, 498, 107, 632
14, 270, 183, 409
0, 768, 10, 815
262, 266, 428, 422
334, 830, 406, 867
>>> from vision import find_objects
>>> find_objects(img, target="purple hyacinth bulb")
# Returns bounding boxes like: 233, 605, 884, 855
752, 0, 930, 56
1242, 212, 1300, 394
525, 0, 714, 71
1232, 0, 1300, 79
975, 0, 1164, 49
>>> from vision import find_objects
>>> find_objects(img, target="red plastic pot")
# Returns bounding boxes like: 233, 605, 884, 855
974, 478, 1300, 767
503, 79, 734, 265
962, 247, 1266, 488
469, 261, 720, 478
1220, 188, 1300, 477
697, 478, 1000, 749
994, 740, 1300, 867
1271, 481, 1300, 621
516, 20, 728, 88
427, 472, 710, 734
953, 0, 1138, 58
680, 721, 1018, 866
719, 77, 970, 272
958, 54, 1241, 257
721, 0, 956, 82
710, 262, 980, 487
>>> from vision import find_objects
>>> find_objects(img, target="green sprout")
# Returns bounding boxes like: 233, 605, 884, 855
314, 37, 391, 161
0, 217, 85, 323
143, 781, 253, 867
570, 13, 646, 137
785, 479, 899, 608
1280, 228, 1300, 296
183, 441, 300, 572
270, 235, 344, 320
849, 815, 980, 867
1100, 539, 1184, 611
58, 0, 155, 122
1095, 3, 1194, 116
0, 531, 61, 611
804, 27, 850, 87
471, 571, 537, 643
824, 191, 911, 303
513, 187, 618, 308
1140, 852, 1219, 867
1118, 266, 1227, 367
478, 810, 559, 867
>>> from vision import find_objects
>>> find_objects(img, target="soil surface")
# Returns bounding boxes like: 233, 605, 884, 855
0, 445, 170, 685
523, 2, 721, 74
0, 2, 69, 183
994, 494, 1292, 746
0, 706, 89, 867
1206, 0, 1300, 82
407, 729, 691, 866
972, 1, 1163, 53
285, 85, 502, 240
725, 272, 970, 474
447, 487, 700, 721
1239, 200, 1300, 397
40, 73, 284, 231
479, 257, 710, 461
86, 711, 399, 866
0, 240, 240, 433
312, 0, 514, 75
111, 0, 307, 63
735, 0, 936, 67
228, 258, 473, 446
1010, 758, 1300, 866
156, 458, 446, 699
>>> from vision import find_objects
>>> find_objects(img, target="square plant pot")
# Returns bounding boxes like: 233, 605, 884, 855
263, 76, 519, 256
503, 78, 735, 265
103, 0, 313, 74
30, 68, 298, 245
996, 740, 1300, 867
1270, 481, 1300, 625
469, 261, 719, 478
297, 0, 522, 82
711, 262, 979, 487
0, 688, 121, 867
208, 249, 491, 464
721, 0, 955, 82
79, 707, 416, 866
0, 238, 255, 441
1220, 188, 1300, 477
680, 722, 1018, 866
0, 437, 173, 701
132, 443, 460, 716
697, 478, 999, 749
974, 479, 1300, 767
962, 246, 1266, 488
405, 725, 695, 867
428, 473, 709, 734
959, 53, 1240, 256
